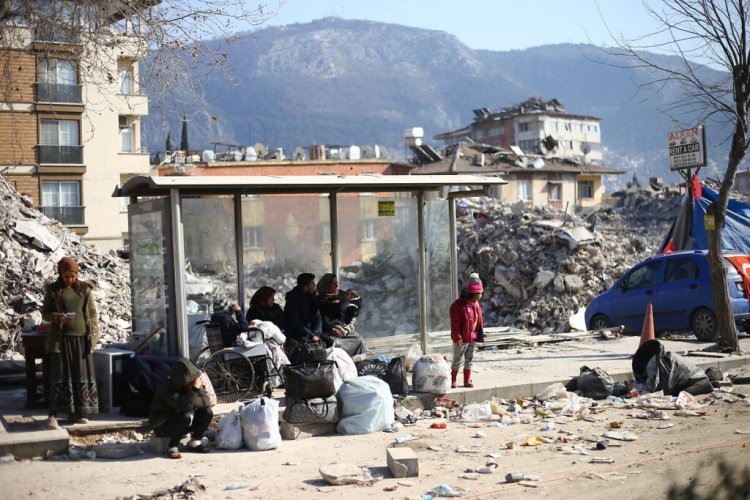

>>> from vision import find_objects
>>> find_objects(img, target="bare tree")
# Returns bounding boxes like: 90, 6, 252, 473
0, 0, 280, 160
606, 1, 749, 351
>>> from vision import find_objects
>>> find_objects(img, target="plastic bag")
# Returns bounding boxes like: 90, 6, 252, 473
412, 355, 451, 394
535, 382, 568, 402
240, 397, 281, 451
403, 343, 422, 372
632, 340, 712, 396
216, 410, 243, 450
337, 376, 394, 435
576, 366, 614, 400
328, 347, 358, 393
462, 402, 492, 422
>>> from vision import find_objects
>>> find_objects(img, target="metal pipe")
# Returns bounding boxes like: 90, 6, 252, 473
234, 194, 245, 309
329, 193, 339, 275
170, 188, 188, 358
417, 191, 428, 354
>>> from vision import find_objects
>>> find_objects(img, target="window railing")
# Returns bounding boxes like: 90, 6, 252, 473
34, 27, 80, 44
40, 206, 85, 226
38, 145, 83, 164
36, 83, 82, 104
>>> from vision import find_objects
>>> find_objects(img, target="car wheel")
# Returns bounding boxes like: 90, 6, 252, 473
691, 308, 718, 341
590, 314, 612, 331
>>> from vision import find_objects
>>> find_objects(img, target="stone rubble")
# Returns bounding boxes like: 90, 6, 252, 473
0, 176, 132, 359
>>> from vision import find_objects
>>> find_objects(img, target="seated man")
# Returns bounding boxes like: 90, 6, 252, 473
148, 358, 212, 459
210, 298, 251, 347
316, 273, 365, 357
283, 273, 326, 364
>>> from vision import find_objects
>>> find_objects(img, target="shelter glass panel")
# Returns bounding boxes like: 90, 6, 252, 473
128, 199, 174, 356
241, 194, 331, 309
182, 197, 238, 313
336, 193, 419, 345
425, 197, 451, 349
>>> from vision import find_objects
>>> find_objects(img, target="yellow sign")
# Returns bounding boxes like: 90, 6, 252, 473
704, 214, 715, 231
378, 200, 396, 217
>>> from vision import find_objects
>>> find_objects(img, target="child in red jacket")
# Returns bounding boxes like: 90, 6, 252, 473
450, 273, 485, 388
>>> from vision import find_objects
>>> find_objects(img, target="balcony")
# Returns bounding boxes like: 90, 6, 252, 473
36, 83, 82, 104
40, 206, 85, 226
34, 27, 80, 45
38, 145, 83, 164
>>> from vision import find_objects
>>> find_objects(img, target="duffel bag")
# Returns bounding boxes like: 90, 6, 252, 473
283, 361, 336, 400
283, 395, 339, 424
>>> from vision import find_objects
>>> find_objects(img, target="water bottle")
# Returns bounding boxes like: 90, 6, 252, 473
505, 471, 524, 483
223, 483, 248, 491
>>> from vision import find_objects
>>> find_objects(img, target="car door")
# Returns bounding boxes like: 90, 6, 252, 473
654, 256, 703, 330
611, 260, 663, 331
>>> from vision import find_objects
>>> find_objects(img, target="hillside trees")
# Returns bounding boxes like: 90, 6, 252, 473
610, 0, 749, 351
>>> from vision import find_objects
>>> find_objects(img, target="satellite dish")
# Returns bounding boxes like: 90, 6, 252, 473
532, 158, 545, 169
581, 142, 591, 155
254, 143, 268, 159
293, 146, 306, 161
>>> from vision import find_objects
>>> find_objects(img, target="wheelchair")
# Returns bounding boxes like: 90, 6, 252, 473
193, 321, 284, 403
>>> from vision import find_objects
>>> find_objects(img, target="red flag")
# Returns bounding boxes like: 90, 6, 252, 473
691, 174, 702, 201
662, 241, 676, 255
726, 255, 750, 306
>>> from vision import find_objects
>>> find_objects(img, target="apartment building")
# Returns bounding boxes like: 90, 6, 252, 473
0, 2, 150, 252
435, 97, 603, 164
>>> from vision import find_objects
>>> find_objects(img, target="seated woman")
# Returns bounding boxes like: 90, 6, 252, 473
210, 298, 251, 347
246, 286, 285, 331
315, 273, 365, 357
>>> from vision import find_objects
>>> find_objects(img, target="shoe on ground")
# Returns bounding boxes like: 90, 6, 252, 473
167, 447, 182, 459
186, 443, 209, 453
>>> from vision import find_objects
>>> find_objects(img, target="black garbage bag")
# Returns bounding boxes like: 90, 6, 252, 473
355, 357, 409, 396
576, 365, 615, 399
632, 340, 713, 396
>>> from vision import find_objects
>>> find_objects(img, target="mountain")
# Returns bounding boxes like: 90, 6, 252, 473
142, 17, 733, 188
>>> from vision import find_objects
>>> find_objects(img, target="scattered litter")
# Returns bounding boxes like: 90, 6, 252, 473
430, 484, 468, 497
283, 461, 300, 466
319, 464, 379, 485
486, 453, 502, 459
603, 431, 638, 441
519, 480, 540, 488
657, 423, 675, 429
143, 477, 207, 497
596, 440, 609, 450
383, 485, 399, 492
395, 434, 417, 444
589, 457, 615, 464
223, 483, 253, 491
524, 436, 546, 446
430, 422, 447, 429
454, 447, 479, 454
461, 472, 480, 480
473, 431, 487, 439
397, 480, 414, 487
428, 445, 443, 451
734, 429, 750, 434
505, 471, 524, 483
0, 455, 14, 464
557, 445, 590, 455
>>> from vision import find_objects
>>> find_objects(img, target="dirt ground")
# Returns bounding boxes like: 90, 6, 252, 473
3, 379, 750, 500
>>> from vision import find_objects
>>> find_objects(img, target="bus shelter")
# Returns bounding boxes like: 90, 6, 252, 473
114, 174, 506, 359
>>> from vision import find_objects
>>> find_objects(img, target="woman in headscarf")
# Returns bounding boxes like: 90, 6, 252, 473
315, 273, 365, 357
41, 257, 100, 426
246, 286, 285, 331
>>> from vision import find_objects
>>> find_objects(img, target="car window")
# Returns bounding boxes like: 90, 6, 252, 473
664, 258, 699, 283
624, 261, 661, 290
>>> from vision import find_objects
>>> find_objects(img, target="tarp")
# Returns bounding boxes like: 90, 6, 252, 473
659, 184, 750, 255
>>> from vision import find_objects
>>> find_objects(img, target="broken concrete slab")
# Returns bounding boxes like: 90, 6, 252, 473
13, 220, 60, 251
387, 446, 418, 478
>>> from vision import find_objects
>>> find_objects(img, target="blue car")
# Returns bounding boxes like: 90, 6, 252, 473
585, 250, 750, 340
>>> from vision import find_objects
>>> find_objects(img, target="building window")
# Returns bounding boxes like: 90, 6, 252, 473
118, 61, 134, 94
564, 122, 572, 132
488, 126, 504, 138
40, 119, 82, 163
362, 219, 377, 241
548, 182, 562, 201
549, 120, 558, 132
120, 116, 135, 152
517, 179, 531, 201
563, 140, 573, 150
519, 139, 539, 151
41, 180, 83, 225
518, 122, 529, 132
242, 226, 264, 249
578, 180, 594, 199
37, 58, 81, 103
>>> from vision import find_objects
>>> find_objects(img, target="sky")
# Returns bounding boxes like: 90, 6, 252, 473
259, 0, 666, 52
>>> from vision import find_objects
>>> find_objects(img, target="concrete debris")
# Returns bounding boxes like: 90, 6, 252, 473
0, 176, 132, 359
456, 190, 681, 334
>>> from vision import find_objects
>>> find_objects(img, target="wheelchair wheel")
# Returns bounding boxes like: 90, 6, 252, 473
203, 348, 255, 403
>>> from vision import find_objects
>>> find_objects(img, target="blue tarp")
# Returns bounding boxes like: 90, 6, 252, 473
660, 186, 750, 255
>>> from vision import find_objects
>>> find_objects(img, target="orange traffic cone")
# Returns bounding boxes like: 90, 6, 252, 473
639, 302, 655, 346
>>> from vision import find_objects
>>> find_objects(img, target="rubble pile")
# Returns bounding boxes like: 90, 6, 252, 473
0, 176, 132, 359
457, 190, 682, 334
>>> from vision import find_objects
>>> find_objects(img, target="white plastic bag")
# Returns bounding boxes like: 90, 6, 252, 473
328, 347, 358, 392
215, 410, 243, 450
240, 397, 281, 451
336, 376, 394, 435
535, 382, 568, 402
404, 343, 422, 371
462, 402, 492, 422
412, 355, 451, 394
